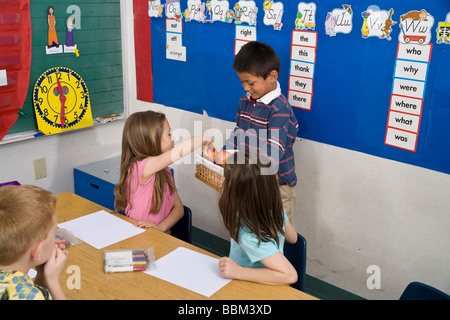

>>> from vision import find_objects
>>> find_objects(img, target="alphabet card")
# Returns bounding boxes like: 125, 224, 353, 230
209, 0, 231, 23
295, 2, 316, 31
165, 0, 182, 20
187, 0, 206, 23
361, 7, 396, 40
398, 9, 434, 45
233, 1, 258, 54
148, 0, 164, 18
263, 0, 284, 31
236, 0, 258, 26
325, 5, 353, 37
436, 12, 450, 44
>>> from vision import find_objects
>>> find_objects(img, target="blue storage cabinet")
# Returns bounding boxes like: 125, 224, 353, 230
74, 157, 121, 211
74, 157, 175, 212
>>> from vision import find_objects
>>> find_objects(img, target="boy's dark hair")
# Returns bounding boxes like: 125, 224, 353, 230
233, 41, 280, 79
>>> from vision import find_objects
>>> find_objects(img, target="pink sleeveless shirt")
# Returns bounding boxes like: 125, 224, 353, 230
125, 158, 174, 232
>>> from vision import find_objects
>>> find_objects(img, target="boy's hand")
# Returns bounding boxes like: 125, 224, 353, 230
214, 150, 230, 165
202, 136, 214, 147
43, 245, 68, 280
35, 244, 68, 286
55, 238, 66, 250
34, 245, 68, 300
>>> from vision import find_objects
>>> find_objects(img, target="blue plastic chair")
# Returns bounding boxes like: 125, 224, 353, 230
400, 281, 450, 300
170, 205, 192, 243
283, 233, 307, 291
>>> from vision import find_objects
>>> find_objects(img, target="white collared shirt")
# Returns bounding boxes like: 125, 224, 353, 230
246, 81, 281, 105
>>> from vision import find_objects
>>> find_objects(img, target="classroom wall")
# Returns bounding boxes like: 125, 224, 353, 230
120, 2, 450, 300
0, 1, 448, 300
0, 121, 123, 193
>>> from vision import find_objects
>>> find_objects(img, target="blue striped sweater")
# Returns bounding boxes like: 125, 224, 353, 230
225, 82, 299, 186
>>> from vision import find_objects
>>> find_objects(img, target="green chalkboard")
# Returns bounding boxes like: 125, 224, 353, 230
8, 0, 123, 135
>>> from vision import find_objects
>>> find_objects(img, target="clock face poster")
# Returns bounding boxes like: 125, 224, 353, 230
33, 67, 93, 135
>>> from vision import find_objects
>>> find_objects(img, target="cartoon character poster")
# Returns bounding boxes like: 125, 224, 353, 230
46, 6, 63, 54
263, 1, 284, 31
325, 5, 353, 37
64, 17, 78, 54
165, 0, 182, 20
148, 0, 163, 18
235, 0, 258, 26
360, 6, 396, 40
187, 0, 206, 23
398, 9, 434, 45
295, 2, 316, 31
436, 12, 450, 44
210, 0, 231, 23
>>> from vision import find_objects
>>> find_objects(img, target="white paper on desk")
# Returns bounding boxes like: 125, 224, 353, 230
145, 247, 231, 297
57, 210, 145, 249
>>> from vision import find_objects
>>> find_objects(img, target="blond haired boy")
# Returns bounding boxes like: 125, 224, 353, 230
0, 185, 68, 300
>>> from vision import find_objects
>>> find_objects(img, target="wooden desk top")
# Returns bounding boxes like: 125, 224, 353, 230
57, 192, 318, 300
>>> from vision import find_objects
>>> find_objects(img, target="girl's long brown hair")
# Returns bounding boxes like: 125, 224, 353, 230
114, 111, 174, 214
218, 151, 285, 246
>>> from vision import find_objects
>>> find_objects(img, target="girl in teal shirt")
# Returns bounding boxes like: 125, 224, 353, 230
218, 151, 298, 285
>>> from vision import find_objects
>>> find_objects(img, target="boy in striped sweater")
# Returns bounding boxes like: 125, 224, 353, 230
217, 41, 299, 221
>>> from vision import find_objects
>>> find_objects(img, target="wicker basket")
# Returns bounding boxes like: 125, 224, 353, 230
194, 154, 224, 192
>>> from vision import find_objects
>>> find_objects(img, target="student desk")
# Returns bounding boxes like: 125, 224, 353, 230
56, 192, 317, 300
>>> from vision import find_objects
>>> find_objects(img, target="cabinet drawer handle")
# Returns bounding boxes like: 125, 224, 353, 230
90, 183, 99, 189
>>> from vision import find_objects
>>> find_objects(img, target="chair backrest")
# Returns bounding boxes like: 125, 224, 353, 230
283, 233, 307, 291
170, 205, 192, 243
0, 181, 21, 188
400, 281, 450, 300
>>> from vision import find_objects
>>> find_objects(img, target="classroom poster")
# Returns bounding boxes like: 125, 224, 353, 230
135, 0, 450, 175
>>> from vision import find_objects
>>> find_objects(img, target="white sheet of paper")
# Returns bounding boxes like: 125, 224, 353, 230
57, 210, 145, 249
145, 247, 231, 297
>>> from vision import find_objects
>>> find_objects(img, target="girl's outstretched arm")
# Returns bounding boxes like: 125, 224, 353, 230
142, 136, 212, 181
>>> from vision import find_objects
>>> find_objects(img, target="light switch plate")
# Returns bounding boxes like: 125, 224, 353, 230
33, 157, 47, 180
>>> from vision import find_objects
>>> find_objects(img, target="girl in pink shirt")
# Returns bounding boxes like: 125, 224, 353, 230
114, 111, 211, 233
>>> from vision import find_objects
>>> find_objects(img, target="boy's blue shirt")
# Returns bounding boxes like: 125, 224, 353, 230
225, 82, 299, 186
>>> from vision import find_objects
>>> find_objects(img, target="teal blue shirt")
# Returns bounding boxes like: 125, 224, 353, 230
229, 210, 287, 268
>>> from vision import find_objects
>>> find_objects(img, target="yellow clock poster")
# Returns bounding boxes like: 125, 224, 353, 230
33, 67, 93, 135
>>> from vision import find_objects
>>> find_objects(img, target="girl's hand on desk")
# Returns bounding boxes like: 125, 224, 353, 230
134, 220, 163, 232
218, 257, 242, 280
